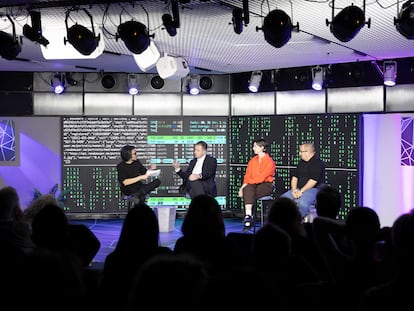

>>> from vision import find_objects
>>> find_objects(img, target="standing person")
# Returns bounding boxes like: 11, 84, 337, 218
117, 145, 161, 204
238, 138, 276, 231
173, 140, 217, 199
281, 142, 325, 218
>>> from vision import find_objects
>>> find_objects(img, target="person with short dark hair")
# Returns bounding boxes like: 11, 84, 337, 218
117, 145, 161, 204
238, 138, 276, 231
173, 140, 217, 198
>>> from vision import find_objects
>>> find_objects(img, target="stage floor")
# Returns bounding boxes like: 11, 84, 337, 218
70, 217, 248, 263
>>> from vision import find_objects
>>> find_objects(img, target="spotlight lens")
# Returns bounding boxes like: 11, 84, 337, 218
189, 87, 200, 95
54, 85, 65, 94
384, 80, 396, 87
248, 85, 258, 93
129, 87, 139, 95
312, 82, 322, 91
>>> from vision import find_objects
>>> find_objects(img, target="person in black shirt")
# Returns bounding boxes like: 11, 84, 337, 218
281, 142, 325, 218
117, 145, 161, 204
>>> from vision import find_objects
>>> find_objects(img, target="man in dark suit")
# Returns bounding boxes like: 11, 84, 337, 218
173, 140, 217, 198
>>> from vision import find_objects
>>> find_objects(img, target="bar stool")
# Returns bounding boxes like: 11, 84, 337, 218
253, 195, 274, 233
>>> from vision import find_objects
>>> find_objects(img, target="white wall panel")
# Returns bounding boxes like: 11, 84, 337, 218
134, 94, 181, 115
231, 92, 274, 115
385, 84, 414, 112
84, 93, 133, 115
276, 90, 325, 115
183, 94, 229, 116
327, 86, 384, 112
34, 93, 83, 115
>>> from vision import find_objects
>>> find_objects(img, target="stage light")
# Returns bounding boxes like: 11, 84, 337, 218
248, 71, 263, 93
101, 74, 117, 90
312, 66, 324, 90
64, 8, 100, 56
51, 74, 65, 94
232, 0, 250, 34
117, 20, 150, 54
199, 76, 213, 91
188, 75, 200, 95
128, 74, 139, 95
326, 1, 370, 42
0, 14, 22, 60
394, 0, 414, 39
258, 9, 298, 48
232, 8, 243, 34
383, 61, 397, 87
156, 54, 190, 80
150, 75, 165, 90
162, 0, 180, 37
23, 10, 49, 47
132, 40, 160, 72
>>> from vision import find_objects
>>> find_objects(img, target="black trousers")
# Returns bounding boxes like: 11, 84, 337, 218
242, 182, 273, 205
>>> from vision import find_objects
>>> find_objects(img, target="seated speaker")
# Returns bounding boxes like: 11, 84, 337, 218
156, 54, 190, 80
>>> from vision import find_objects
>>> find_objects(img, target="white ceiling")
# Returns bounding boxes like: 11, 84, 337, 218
0, 0, 413, 75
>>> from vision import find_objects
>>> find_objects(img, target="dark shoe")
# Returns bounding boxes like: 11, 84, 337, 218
243, 215, 254, 232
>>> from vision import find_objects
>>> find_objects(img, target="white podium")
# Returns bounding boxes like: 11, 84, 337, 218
154, 206, 177, 232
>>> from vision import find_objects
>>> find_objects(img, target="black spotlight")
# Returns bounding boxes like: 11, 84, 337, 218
162, 0, 180, 37
232, 8, 243, 34
23, 10, 49, 47
0, 15, 21, 60
150, 75, 165, 89
199, 76, 213, 90
259, 9, 298, 48
101, 74, 117, 90
64, 8, 100, 56
162, 14, 177, 37
326, 2, 370, 42
117, 20, 150, 54
394, 0, 414, 39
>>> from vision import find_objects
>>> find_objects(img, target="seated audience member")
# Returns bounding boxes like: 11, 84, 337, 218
174, 194, 236, 275
98, 203, 171, 311
0, 186, 35, 252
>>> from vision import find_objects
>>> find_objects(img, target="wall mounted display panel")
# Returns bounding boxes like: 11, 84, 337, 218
62, 116, 227, 214
231, 92, 275, 116
385, 85, 414, 112
228, 114, 361, 220
34, 93, 83, 115
134, 94, 181, 115
276, 90, 325, 115
183, 94, 229, 116
84, 93, 133, 115
327, 86, 384, 113
0, 119, 19, 166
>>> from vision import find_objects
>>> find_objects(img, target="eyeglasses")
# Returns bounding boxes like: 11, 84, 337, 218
299, 150, 308, 153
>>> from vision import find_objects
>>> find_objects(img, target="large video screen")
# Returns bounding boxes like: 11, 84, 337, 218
62, 116, 227, 214
228, 114, 361, 219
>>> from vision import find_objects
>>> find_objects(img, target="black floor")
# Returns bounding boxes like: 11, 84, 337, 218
70, 217, 250, 264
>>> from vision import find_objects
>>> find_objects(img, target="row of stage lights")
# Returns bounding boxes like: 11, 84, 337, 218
1, 1, 414, 61
247, 60, 398, 93
50, 60, 398, 95
49, 72, 215, 95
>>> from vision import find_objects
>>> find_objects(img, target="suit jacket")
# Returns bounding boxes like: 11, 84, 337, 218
177, 155, 217, 197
